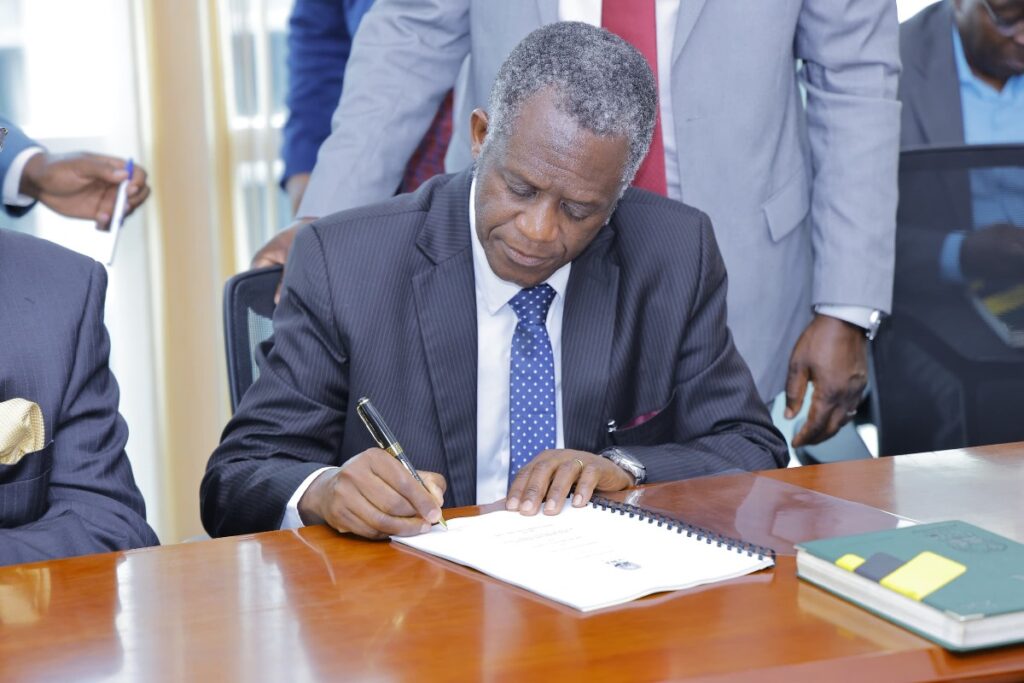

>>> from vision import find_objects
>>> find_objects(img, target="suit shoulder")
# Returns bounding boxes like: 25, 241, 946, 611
900, 1, 948, 50
613, 189, 709, 249
0, 229, 98, 294
311, 172, 457, 236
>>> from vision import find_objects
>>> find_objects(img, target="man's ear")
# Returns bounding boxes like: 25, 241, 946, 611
470, 109, 489, 160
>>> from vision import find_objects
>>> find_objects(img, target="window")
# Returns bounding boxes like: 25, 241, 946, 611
1, 0, 164, 536
217, 0, 292, 271
898, 0, 942, 22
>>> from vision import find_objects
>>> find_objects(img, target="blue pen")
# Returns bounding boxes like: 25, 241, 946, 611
105, 158, 134, 265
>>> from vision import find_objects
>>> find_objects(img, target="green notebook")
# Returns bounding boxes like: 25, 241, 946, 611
796, 521, 1024, 651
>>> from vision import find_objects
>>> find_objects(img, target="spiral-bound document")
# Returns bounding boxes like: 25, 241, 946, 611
392, 498, 774, 612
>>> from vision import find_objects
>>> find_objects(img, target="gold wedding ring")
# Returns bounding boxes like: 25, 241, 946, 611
573, 457, 585, 471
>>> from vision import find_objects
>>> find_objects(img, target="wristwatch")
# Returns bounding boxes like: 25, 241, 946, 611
864, 309, 883, 341
600, 447, 647, 485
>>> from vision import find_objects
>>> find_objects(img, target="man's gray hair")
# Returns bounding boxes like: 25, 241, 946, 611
484, 22, 658, 187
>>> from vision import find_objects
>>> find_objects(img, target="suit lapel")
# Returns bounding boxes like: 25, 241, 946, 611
672, 0, 707, 65
412, 172, 478, 507
905, 3, 971, 226
909, 2, 964, 146
561, 226, 619, 454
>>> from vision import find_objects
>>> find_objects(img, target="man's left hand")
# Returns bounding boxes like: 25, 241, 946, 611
20, 152, 150, 229
505, 449, 634, 516
785, 314, 867, 447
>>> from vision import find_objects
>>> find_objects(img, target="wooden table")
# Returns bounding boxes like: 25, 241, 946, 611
2, 444, 1024, 682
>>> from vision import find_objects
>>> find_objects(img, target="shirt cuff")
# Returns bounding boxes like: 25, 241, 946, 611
280, 466, 335, 529
814, 304, 876, 331
939, 231, 968, 284
2, 147, 44, 207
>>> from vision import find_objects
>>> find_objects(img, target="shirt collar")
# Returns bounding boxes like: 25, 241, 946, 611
469, 175, 572, 316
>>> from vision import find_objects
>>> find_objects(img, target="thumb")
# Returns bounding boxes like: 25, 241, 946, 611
421, 472, 447, 507
785, 362, 810, 419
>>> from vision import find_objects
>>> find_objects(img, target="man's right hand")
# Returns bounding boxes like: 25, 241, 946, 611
296, 449, 446, 540
251, 221, 306, 269
961, 224, 1024, 284
251, 219, 314, 302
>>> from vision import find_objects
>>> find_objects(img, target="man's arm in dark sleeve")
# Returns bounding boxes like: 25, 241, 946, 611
281, 0, 363, 189
624, 215, 790, 482
201, 224, 351, 536
0, 262, 158, 565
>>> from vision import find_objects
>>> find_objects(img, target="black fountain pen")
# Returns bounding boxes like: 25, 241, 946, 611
356, 397, 448, 530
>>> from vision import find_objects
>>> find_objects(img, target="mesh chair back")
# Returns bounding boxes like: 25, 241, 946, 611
223, 265, 281, 412
873, 144, 1024, 455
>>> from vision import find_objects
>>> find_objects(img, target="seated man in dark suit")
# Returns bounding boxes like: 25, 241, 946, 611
201, 22, 787, 540
1, 120, 157, 566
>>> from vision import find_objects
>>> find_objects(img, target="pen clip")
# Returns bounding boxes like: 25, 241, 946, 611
356, 397, 398, 449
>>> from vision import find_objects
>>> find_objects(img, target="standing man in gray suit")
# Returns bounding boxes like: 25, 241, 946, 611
1, 117, 157, 565
253, 0, 901, 448
204, 23, 787, 540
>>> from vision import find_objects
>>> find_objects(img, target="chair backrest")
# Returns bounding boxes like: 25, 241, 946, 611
223, 265, 281, 412
872, 144, 1024, 455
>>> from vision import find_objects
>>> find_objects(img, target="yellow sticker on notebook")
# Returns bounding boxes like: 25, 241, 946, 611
835, 554, 866, 572
879, 551, 966, 601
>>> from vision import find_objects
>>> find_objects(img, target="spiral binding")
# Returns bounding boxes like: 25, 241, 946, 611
590, 496, 776, 562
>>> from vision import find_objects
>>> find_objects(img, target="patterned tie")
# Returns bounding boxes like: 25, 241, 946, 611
602, 0, 667, 196
508, 284, 557, 485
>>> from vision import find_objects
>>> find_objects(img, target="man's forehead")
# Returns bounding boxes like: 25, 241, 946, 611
501, 92, 628, 176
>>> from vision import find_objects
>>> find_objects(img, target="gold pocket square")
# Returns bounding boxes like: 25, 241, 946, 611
0, 398, 46, 466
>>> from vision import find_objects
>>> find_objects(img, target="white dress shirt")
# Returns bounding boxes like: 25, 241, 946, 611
282, 177, 571, 527
2, 147, 43, 209
470, 178, 570, 504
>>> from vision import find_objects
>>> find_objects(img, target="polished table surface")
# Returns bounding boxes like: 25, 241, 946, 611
3, 444, 1024, 682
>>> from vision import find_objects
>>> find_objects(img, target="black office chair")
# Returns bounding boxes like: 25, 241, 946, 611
871, 144, 1024, 455
223, 265, 281, 412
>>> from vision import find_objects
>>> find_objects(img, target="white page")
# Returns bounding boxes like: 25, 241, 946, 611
393, 502, 773, 612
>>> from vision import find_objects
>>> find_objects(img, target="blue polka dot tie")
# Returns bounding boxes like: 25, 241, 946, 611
508, 284, 557, 486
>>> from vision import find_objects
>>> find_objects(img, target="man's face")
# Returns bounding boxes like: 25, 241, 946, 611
470, 89, 630, 289
956, 0, 1024, 85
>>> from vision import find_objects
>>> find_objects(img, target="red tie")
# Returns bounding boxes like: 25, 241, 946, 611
601, 0, 667, 196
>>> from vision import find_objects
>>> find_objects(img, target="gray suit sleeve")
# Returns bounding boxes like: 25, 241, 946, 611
796, 0, 901, 312
0, 262, 158, 565
296, 0, 470, 218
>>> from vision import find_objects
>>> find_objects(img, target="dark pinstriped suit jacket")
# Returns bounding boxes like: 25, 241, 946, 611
0, 229, 158, 566
201, 170, 787, 536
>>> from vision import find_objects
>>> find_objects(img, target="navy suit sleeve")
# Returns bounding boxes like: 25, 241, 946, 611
624, 215, 789, 480
201, 224, 351, 536
0, 261, 158, 565
281, 0, 373, 187
0, 116, 41, 218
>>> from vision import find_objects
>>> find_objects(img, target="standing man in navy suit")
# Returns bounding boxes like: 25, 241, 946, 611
0, 117, 157, 566
202, 23, 787, 540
